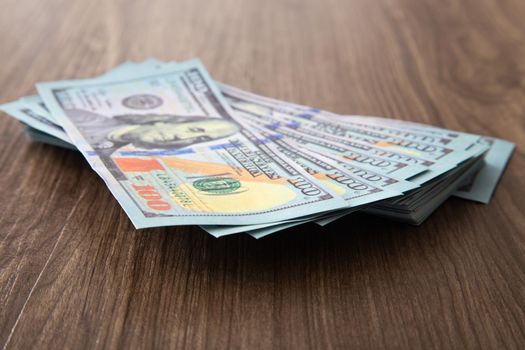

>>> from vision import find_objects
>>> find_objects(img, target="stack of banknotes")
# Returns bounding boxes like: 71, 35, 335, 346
0, 59, 515, 238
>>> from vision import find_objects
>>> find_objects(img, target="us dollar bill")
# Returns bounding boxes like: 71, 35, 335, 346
36, 59, 349, 228
202, 124, 411, 238
233, 108, 440, 179
248, 124, 407, 203
220, 83, 481, 150
222, 85, 479, 165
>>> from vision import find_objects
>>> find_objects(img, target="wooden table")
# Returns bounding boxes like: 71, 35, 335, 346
1, 0, 524, 348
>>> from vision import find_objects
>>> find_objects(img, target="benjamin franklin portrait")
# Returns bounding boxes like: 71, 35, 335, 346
68, 110, 240, 151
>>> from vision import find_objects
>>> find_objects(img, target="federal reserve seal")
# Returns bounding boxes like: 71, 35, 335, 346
122, 94, 163, 109
192, 177, 241, 194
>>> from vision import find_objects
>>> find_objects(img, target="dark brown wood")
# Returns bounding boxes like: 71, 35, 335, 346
1, 0, 524, 348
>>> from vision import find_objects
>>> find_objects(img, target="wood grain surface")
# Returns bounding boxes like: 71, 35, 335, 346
1, 0, 524, 348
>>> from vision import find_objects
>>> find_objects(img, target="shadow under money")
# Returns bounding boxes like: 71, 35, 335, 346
134, 200, 473, 298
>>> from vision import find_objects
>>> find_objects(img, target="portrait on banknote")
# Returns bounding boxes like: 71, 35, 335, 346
67, 111, 240, 151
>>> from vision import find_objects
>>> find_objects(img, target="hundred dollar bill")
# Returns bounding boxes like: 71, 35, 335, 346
220, 88, 460, 175
223, 87, 477, 166
6, 60, 331, 236
203, 123, 410, 237
37, 59, 349, 228
233, 108, 442, 179
224, 96, 492, 186
249, 124, 419, 193
209, 84, 479, 189
247, 125, 419, 230
208, 123, 413, 237
221, 84, 478, 150
221, 84, 481, 151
